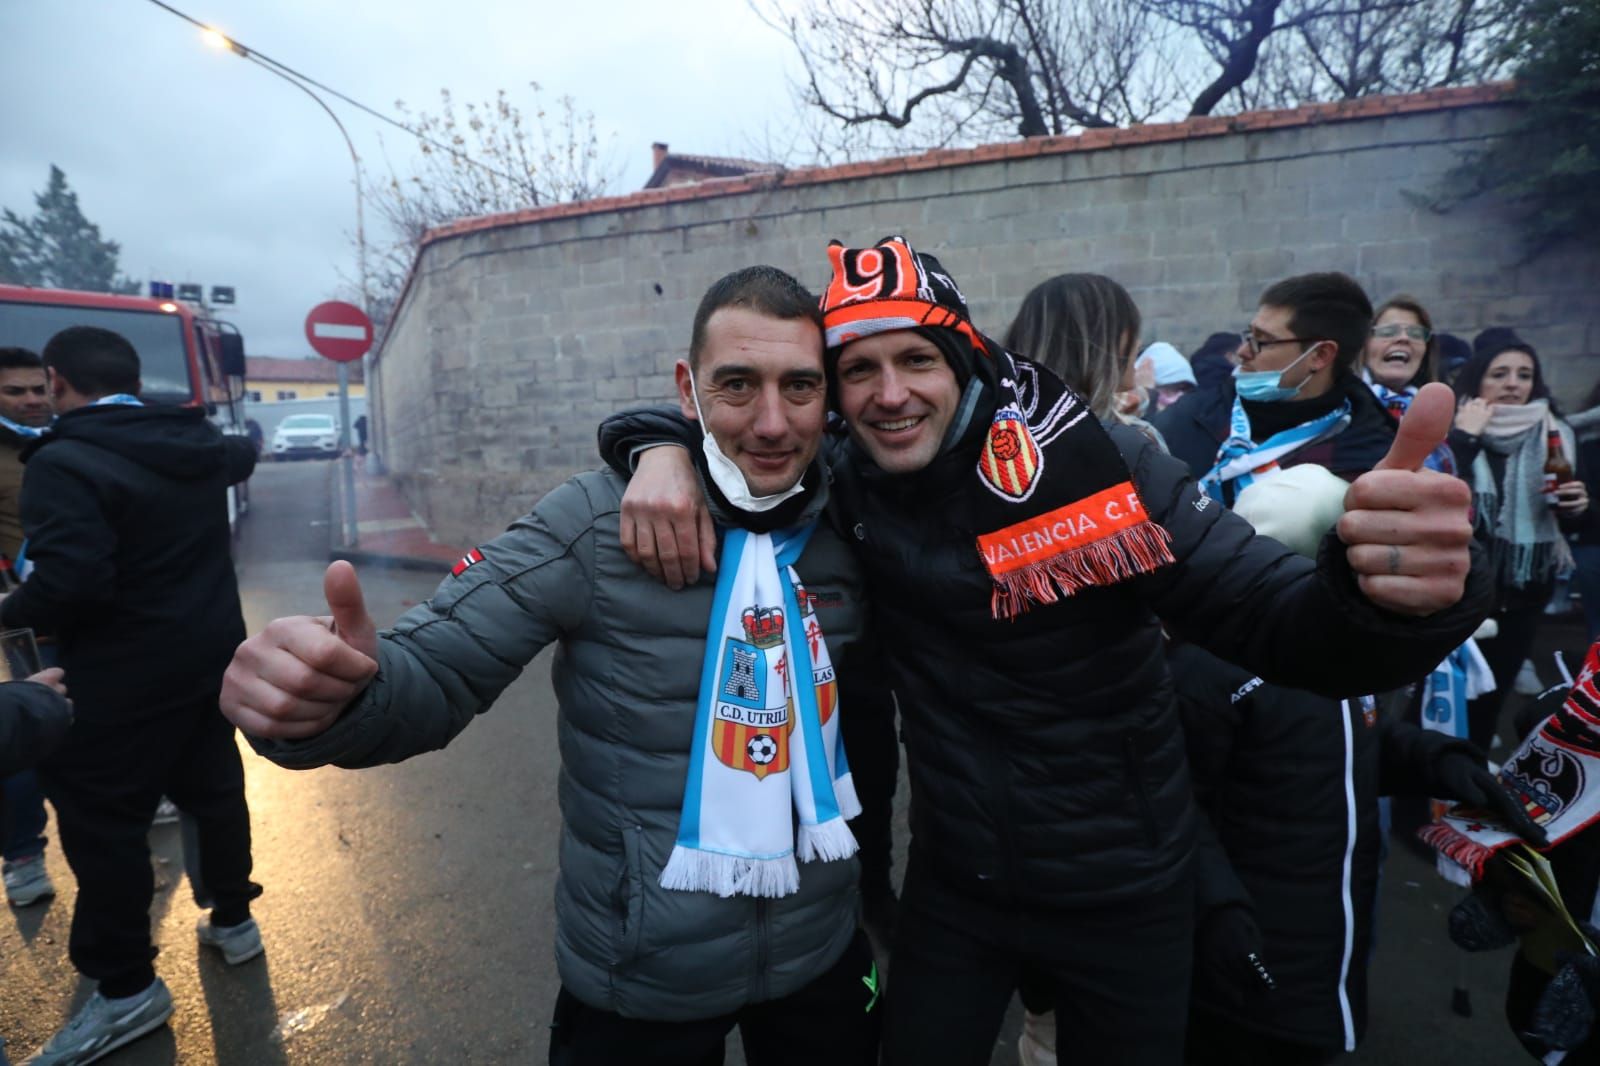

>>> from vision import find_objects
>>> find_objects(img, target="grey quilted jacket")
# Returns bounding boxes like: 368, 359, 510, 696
250, 467, 870, 1020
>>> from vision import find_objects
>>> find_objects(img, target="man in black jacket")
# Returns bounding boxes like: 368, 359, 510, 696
1153, 272, 1396, 497
4, 327, 261, 1066
606, 237, 1492, 1065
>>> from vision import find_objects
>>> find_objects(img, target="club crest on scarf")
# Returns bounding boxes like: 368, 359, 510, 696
1422, 641, 1600, 878
713, 604, 795, 781
979, 404, 1043, 501
797, 584, 839, 725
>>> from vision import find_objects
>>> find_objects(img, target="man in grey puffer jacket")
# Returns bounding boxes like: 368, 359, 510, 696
219, 268, 881, 1065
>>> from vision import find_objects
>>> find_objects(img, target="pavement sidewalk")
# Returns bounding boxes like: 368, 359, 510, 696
327, 458, 466, 571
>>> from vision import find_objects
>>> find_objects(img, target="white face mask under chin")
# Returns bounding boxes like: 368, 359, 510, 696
688, 370, 807, 513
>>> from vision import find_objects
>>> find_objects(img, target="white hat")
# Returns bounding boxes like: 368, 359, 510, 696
1136, 342, 1197, 388
1231, 464, 1349, 559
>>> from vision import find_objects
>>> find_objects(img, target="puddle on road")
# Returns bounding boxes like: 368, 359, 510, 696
270, 991, 352, 1042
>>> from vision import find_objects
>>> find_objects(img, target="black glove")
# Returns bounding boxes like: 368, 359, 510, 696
1431, 747, 1550, 847
1196, 905, 1276, 1010
1532, 950, 1600, 1050
1447, 891, 1518, 952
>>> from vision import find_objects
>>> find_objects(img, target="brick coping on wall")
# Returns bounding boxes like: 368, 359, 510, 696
377, 82, 1512, 358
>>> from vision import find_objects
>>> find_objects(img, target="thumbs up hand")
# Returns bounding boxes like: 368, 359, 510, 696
1337, 383, 1476, 616
220, 561, 381, 739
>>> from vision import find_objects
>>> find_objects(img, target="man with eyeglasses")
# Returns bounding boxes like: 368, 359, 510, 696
1155, 272, 1396, 503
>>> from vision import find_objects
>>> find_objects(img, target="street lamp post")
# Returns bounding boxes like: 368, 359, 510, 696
206, 29, 363, 548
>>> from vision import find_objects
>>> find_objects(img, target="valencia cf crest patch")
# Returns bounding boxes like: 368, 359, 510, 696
977, 406, 1042, 502
452, 548, 485, 577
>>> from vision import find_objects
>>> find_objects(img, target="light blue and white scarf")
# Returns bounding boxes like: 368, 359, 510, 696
1421, 639, 1495, 886
0, 414, 46, 440
1200, 395, 1351, 504
660, 524, 859, 898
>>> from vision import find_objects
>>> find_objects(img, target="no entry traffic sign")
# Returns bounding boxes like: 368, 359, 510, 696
304, 301, 373, 363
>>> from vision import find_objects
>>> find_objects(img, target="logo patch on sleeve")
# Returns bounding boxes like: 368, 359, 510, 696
452, 548, 485, 577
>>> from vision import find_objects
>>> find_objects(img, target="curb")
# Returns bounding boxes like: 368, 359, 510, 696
329, 546, 450, 573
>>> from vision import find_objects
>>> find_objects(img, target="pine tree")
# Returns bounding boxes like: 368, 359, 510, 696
0, 165, 137, 292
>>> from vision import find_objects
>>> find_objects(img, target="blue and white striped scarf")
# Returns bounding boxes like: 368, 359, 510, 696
660, 524, 859, 898
1200, 394, 1351, 504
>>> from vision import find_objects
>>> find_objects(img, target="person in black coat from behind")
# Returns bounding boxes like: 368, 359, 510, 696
1179, 465, 1544, 1066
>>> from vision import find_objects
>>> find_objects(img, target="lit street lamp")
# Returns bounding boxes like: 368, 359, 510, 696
203, 26, 365, 547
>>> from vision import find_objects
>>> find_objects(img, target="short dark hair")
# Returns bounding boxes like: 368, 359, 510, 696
41, 327, 141, 398
1004, 273, 1142, 420
1258, 272, 1374, 373
688, 266, 822, 369
0, 347, 43, 373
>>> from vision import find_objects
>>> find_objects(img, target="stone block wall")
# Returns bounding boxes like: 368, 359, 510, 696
373, 88, 1600, 546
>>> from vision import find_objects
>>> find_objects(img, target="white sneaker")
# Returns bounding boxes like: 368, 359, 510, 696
24, 978, 173, 1065
1018, 1009, 1057, 1066
3, 853, 54, 907
1515, 659, 1545, 696
196, 916, 264, 965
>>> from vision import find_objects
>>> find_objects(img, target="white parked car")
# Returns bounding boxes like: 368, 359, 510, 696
270, 414, 340, 461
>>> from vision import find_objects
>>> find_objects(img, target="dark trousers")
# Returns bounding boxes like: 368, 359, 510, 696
547, 930, 880, 1066
1, 770, 47, 862
1185, 1007, 1334, 1066
39, 699, 260, 996
882, 851, 1195, 1066
1468, 602, 1547, 751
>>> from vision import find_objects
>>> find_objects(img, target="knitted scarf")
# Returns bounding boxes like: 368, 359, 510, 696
0, 414, 46, 440
660, 524, 859, 898
1422, 641, 1600, 880
821, 235, 1175, 619
1471, 399, 1574, 590
1199, 391, 1351, 506
1363, 375, 1456, 475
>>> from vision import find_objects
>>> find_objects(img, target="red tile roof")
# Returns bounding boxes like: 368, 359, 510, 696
247, 355, 364, 383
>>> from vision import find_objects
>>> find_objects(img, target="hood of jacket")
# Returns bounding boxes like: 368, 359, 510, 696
26, 404, 225, 480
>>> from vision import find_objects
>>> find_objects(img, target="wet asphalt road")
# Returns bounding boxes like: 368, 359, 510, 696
2, 457, 1587, 1063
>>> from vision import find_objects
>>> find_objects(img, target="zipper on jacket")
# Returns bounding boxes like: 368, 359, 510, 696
753, 897, 769, 1003
1124, 734, 1160, 849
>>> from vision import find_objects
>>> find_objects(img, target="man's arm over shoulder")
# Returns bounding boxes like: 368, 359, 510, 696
1117, 425, 1492, 697
597, 405, 698, 479
0, 449, 116, 631
249, 476, 607, 770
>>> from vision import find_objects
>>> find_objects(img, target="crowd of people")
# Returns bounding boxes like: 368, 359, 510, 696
1, 235, 1597, 1066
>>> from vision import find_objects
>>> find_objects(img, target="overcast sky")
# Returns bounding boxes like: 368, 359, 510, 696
1, 0, 800, 355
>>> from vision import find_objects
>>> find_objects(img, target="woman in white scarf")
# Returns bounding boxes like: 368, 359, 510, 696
1450, 328, 1592, 752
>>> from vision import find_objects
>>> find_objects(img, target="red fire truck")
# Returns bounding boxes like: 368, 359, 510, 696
0, 283, 252, 533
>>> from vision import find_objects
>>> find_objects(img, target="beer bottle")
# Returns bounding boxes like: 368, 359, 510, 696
1544, 429, 1573, 504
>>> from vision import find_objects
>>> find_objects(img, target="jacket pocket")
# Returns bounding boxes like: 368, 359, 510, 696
1124, 734, 1160, 849
614, 825, 645, 967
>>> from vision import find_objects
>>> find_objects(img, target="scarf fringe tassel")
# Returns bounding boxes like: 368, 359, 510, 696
659, 845, 801, 899
834, 772, 862, 822
1418, 823, 1494, 880
991, 522, 1175, 620
797, 817, 859, 864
